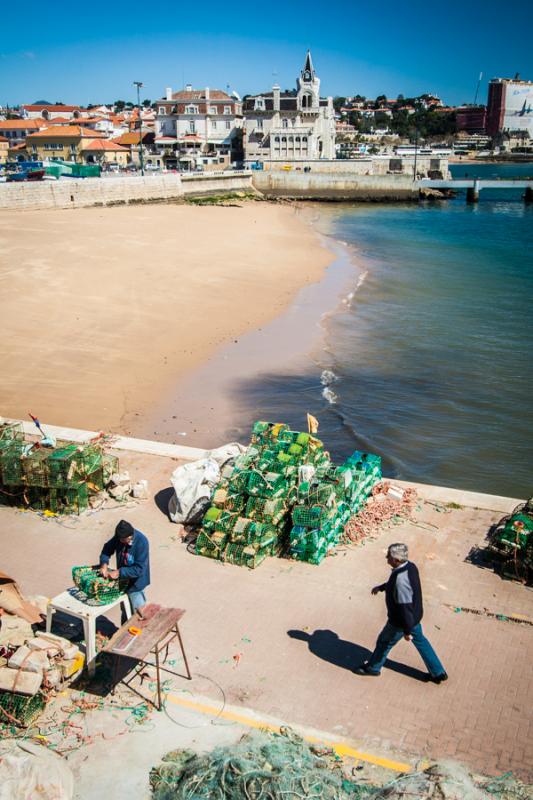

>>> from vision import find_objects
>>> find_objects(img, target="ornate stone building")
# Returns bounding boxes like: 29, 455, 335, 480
242, 51, 335, 166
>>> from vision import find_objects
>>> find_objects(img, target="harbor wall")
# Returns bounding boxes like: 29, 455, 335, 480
0, 172, 254, 211
252, 172, 419, 200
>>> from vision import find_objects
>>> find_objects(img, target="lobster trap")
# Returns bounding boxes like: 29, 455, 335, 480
0, 691, 47, 728
72, 566, 126, 604
195, 421, 381, 569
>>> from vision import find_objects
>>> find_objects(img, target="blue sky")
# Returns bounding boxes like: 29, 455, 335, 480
2, 0, 532, 107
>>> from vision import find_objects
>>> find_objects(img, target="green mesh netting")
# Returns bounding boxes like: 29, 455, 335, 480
150, 731, 531, 800
150, 730, 372, 800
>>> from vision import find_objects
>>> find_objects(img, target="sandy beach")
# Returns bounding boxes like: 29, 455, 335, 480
0, 202, 333, 432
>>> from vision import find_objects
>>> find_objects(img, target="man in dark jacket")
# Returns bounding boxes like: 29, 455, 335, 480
354, 542, 447, 683
99, 520, 150, 617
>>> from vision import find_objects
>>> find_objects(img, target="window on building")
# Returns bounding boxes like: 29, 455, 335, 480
282, 119, 288, 128
295, 136, 300, 142
281, 136, 287, 142
225, 120, 231, 130
257, 119, 263, 130
186, 105, 198, 114
159, 106, 166, 115
224, 106, 231, 115
211, 120, 218, 130
189, 121, 196, 133
302, 136, 308, 142
209, 106, 217, 114
274, 136, 280, 142
255, 98, 264, 110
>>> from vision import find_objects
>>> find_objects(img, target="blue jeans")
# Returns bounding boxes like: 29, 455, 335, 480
367, 622, 445, 677
122, 590, 146, 622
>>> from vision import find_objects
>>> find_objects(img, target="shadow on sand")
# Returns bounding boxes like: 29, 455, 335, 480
288, 628, 429, 682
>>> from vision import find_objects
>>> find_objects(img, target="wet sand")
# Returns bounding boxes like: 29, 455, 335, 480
0, 202, 333, 432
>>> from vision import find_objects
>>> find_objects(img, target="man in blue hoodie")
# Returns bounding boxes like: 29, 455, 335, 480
354, 542, 447, 683
99, 520, 150, 617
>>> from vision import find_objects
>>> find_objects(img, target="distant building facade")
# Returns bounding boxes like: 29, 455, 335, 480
154, 86, 243, 170
0, 118, 49, 144
21, 104, 86, 121
455, 105, 486, 134
486, 78, 533, 138
242, 51, 336, 165
26, 125, 106, 163
0, 136, 8, 164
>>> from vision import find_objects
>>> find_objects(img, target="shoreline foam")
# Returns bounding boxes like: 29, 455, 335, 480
137, 228, 362, 448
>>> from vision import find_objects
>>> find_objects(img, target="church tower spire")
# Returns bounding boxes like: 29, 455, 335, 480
302, 50, 314, 79
297, 49, 320, 109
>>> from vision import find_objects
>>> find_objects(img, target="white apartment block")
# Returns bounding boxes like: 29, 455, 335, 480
242, 51, 336, 165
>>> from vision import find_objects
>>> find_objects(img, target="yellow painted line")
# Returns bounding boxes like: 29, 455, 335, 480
166, 692, 413, 773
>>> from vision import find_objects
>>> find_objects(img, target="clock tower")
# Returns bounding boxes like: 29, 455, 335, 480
297, 50, 320, 110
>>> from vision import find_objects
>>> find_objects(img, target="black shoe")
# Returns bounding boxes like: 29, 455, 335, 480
353, 662, 381, 676
428, 672, 448, 684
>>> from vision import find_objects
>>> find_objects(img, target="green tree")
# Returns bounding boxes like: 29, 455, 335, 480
333, 96, 347, 112
142, 99, 151, 108
374, 94, 387, 109
114, 100, 126, 111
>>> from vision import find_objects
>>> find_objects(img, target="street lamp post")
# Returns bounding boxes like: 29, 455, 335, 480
413, 126, 419, 182
133, 81, 145, 176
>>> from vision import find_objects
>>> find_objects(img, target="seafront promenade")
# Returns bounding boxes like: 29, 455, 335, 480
1, 419, 531, 796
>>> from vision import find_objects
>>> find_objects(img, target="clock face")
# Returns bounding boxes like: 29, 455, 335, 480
303, 70, 311, 81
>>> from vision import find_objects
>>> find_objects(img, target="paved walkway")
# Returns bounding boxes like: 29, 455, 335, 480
1, 448, 531, 781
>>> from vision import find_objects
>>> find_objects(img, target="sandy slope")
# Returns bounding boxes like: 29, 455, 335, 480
0, 201, 332, 431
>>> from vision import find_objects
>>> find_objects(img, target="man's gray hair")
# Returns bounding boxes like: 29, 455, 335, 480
388, 543, 409, 562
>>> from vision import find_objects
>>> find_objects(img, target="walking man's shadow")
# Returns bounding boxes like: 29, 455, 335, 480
288, 629, 428, 681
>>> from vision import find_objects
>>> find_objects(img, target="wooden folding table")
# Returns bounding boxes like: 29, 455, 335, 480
103, 604, 192, 710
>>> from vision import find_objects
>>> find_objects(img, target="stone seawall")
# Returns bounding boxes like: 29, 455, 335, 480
0, 172, 254, 211
252, 172, 419, 201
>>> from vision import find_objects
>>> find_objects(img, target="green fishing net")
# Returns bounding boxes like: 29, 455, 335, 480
150, 730, 372, 800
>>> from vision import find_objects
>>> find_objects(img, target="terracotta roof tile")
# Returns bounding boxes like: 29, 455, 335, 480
22, 104, 83, 112
26, 125, 106, 139
82, 139, 128, 151
165, 88, 233, 102
0, 119, 49, 130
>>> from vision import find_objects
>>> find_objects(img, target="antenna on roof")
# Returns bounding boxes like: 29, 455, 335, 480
473, 71, 483, 105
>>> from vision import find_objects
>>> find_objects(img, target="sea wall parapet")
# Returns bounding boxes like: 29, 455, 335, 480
252, 172, 419, 200
0, 172, 254, 211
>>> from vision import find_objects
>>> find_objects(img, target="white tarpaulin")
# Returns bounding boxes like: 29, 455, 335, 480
168, 443, 244, 525
0, 741, 74, 800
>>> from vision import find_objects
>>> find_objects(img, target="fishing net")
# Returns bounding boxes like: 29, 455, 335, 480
150, 731, 532, 800
372, 762, 531, 800
150, 730, 372, 800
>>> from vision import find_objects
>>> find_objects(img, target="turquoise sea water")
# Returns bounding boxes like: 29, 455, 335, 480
239, 164, 533, 497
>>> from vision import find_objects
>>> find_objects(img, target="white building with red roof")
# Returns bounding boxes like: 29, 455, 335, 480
154, 85, 242, 170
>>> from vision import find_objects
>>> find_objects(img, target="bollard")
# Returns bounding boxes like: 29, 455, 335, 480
466, 180, 480, 204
